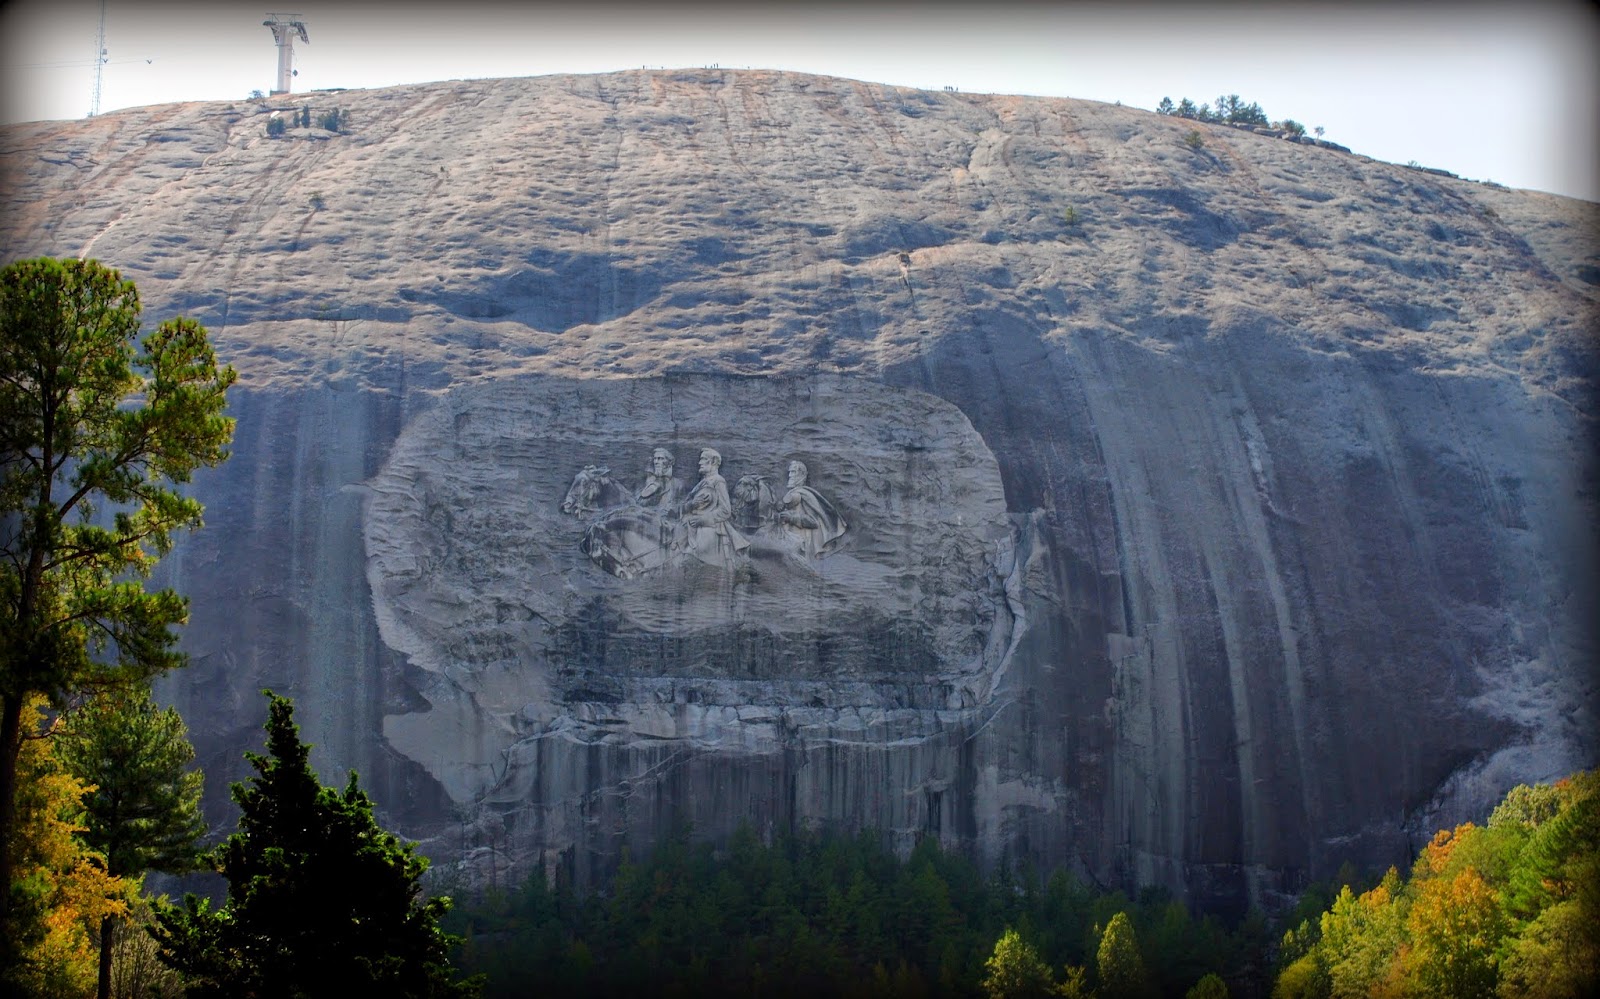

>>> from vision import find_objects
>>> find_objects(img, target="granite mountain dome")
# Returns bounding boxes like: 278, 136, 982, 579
3, 69, 1595, 912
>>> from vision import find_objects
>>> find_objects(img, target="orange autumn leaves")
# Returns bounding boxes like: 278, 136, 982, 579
1274, 772, 1599, 999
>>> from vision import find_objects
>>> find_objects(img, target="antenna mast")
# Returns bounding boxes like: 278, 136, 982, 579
89, 0, 108, 116
263, 13, 309, 96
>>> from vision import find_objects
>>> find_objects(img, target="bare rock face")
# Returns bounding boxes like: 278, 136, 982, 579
2, 70, 1595, 913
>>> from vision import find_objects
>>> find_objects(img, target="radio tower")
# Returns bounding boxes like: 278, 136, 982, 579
263, 13, 309, 96
89, 0, 108, 116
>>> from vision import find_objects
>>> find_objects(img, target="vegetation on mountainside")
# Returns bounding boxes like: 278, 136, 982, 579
448, 824, 1262, 998
154, 692, 480, 997
451, 772, 1600, 997
1274, 771, 1599, 998
266, 104, 347, 137
1156, 93, 1310, 138
56, 686, 206, 999
0, 256, 234, 974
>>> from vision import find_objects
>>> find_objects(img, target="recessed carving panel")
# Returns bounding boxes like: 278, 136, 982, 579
364, 374, 1017, 800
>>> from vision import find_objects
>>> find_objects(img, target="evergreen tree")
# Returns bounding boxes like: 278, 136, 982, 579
153, 692, 478, 997
1156, 97, 1174, 116
0, 256, 233, 962
56, 686, 205, 999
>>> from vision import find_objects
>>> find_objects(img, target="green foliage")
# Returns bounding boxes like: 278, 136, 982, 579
1496, 898, 1599, 997
1161, 93, 1277, 127
1096, 911, 1153, 998
1, 256, 233, 956
1183, 130, 1204, 150
55, 686, 204, 881
1273, 772, 1600, 999
298, 104, 311, 128
0, 257, 235, 699
1278, 119, 1306, 138
110, 893, 184, 999
153, 692, 479, 997
1319, 875, 1407, 996
1057, 964, 1091, 998
56, 686, 203, 999
1213, 94, 1267, 126
1490, 780, 1563, 830
1270, 952, 1327, 999
981, 927, 1055, 999
450, 826, 1256, 998
318, 107, 345, 132
1186, 972, 1229, 999
266, 115, 285, 137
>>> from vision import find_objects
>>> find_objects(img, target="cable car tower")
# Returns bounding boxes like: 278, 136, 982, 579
89, 0, 108, 116
263, 13, 309, 96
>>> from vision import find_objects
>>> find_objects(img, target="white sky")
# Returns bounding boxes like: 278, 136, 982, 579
3, 0, 1597, 202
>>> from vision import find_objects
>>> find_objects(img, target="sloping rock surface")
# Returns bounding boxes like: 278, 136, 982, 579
3, 70, 1596, 911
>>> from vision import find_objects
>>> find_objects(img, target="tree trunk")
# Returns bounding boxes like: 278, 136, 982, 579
98, 912, 116, 999
0, 693, 24, 937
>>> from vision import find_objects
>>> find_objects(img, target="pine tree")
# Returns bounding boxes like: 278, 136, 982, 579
1, 255, 233, 963
56, 686, 204, 999
153, 692, 479, 997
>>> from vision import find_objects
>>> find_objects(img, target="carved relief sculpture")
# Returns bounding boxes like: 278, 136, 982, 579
564, 448, 846, 578
560, 464, 626, 516
676, 448, 751, 567
636, 447, 683, 509
575, 448, 681, 579
732, 475, 777, 532
777, 460, 848, 559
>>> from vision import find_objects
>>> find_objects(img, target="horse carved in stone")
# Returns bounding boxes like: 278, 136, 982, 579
581, 511, 677, 580
561, 465, 629, 517
733, 474, 777, 532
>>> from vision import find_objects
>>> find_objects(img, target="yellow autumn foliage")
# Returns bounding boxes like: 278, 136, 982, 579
3, 698, 134, 998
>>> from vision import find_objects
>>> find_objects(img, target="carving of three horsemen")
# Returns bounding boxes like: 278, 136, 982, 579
562, 447, 847, 579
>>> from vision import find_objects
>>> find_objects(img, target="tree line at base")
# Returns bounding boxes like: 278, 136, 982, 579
446, 821, 1263, 998
442, 769, 1600, 998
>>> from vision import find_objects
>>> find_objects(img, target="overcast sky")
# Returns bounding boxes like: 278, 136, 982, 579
3, 0, 1596, 202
